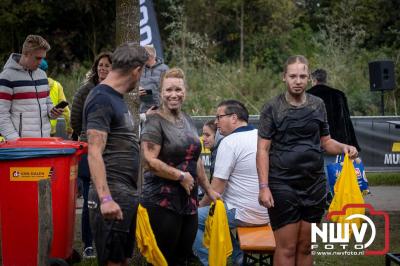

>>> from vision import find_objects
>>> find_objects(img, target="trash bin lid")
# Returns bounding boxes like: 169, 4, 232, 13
0, 147, 77, 160
0, 137, 87, 160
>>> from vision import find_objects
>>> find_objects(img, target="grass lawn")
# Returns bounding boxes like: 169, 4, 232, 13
73, 173, 400, 265
2, 210, 398, 266
72, 214, 147, 266
367, 172, 400, 186
73, 211, 400, 266
2, 172, 399, 265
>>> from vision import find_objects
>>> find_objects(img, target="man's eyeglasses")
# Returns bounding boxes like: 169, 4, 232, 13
215, 113, 233, 121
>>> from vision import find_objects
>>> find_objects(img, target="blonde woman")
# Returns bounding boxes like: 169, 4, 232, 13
141, 68, 219, 265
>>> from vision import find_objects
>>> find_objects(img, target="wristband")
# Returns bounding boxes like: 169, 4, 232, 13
259, 183, 269, 189
178, 171, 185, 182
101, 195, 113, 204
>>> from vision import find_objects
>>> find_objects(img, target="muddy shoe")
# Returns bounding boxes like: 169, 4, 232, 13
82, 246, 96, 259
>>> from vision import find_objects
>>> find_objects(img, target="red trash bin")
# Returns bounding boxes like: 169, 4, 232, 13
0, 138, 87, 266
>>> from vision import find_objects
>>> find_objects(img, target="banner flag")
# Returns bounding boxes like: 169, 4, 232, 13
140, 0, 164, 59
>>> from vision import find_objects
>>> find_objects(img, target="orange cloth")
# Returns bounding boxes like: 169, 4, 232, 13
203, 200, 233, 266
135, 204, 167, 266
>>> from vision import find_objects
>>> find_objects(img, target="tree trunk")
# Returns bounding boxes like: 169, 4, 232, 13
240, 1, 244, 73
115, 4, 146, 264
116, 0, 140, 45
115, 0, 140, 134
115, 0, 143, 193
182, 16, 187, 70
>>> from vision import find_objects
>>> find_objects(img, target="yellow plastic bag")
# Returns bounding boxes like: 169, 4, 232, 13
135, 204, 167, 266
328, 154, 365, 236
203, 200, 233, 266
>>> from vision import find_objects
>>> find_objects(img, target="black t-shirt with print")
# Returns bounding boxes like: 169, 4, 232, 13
83, 84, 139, 194
141, 113, 201, 215
258, 93, 330, 180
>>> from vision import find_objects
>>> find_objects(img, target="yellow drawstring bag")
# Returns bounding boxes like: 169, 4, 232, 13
135, 204, 167, 266
328, 154, 365, 236
203, 200, 233, 266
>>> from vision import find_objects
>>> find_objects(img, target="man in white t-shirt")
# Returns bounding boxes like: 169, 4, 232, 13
193, 100, 270, 266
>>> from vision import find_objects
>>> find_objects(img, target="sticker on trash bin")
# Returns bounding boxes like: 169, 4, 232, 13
10, 167, 52, 181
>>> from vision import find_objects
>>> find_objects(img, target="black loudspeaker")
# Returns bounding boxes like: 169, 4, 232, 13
368, 60, 396, 91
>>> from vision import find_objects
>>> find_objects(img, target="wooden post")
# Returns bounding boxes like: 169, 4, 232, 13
37, 179, 53, 266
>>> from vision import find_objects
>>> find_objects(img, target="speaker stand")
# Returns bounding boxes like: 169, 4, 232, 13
380, 90, 385, 116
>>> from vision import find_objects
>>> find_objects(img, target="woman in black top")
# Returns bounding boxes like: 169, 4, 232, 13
256, 55, 358, 266
71, 52, 112, 139
141, 68, 219, 265
70, 52, 112, 258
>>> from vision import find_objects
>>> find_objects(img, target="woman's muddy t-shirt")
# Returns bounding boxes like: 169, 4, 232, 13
258, 93, 330, 181
141, 113, 201, 215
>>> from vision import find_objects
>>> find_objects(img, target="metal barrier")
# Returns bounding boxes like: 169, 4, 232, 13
56, 116, 400, 172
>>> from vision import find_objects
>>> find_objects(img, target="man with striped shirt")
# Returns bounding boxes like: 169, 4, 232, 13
0, 34, 63, 140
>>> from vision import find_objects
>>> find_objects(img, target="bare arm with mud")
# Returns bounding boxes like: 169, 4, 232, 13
142, 141, 194, 195
87, 129, 123, 220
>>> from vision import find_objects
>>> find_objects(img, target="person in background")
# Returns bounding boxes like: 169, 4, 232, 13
39, 59, 73, 137
70, 51, 112, 259
83, 42, 148, 266
307, 68, 361, 167
257, 55, 358, 266
0, 34, 63, 140
307, 69, 361, 206
71, 52, 112, 139
141, 68, 220, 265
202, 120, 223, 180
139, 45, 169, 122
194, 100, 269, 266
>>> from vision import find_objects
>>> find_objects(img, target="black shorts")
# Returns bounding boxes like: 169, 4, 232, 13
88, 188, 138, 266
268, 176, 327, 231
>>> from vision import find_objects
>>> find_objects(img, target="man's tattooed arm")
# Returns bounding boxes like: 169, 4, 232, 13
87, 129, 110, 198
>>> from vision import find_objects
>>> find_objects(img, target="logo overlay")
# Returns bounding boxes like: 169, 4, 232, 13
384, 142, 400, 165
311, 204, 390, 256
10, 167, 52, 181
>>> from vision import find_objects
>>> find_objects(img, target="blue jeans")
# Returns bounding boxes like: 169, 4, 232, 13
193, 204, 243, 266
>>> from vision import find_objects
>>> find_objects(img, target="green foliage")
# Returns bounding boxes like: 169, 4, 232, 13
0, 0, 115, 67
1, 0, 400, 115
161, 0, 211, 68
308, 20, 398, 115
53, 65, 89, 103
183, 62, 281, 115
